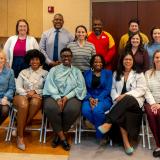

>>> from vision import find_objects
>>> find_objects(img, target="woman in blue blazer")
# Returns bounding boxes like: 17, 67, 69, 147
82, 55, 112, 143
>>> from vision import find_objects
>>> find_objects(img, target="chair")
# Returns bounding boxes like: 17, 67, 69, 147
78, 115, 95, 144
141, 106, 153, 150
144, 113, 153, 150
6, 106, 44, 143
139, 114, 146, 148
43, 115, 79, 144
0, 104, 13, 141
78, 112, 114, 146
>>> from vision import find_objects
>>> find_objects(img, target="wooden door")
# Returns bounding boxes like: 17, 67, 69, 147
138, 1, 160, 40
92, 1, 138, 49
92, 1, 160, 49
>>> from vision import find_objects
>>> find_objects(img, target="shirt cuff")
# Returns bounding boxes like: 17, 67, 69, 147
66, 91, 76, 99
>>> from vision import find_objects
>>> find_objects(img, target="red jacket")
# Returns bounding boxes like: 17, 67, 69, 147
88, 31, 116, 70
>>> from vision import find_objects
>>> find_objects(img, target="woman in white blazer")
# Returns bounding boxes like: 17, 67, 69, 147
4, 19, 39, 78
98, 52, 147, 155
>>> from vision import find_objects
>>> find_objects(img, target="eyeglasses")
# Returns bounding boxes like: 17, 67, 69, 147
61, 55, 72, 58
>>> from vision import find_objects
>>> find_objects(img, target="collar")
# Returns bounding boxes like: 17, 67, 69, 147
76, 40, 86, 47
53, 28, 62, 32
0, 66, 8, 74
29, 66, 42, 73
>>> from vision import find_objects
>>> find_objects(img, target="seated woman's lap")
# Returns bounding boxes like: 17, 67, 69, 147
107, 95, 140, 123
13, 95, 29, 109
13, 95, 42, 109
43, 97, 81, 132
106, 95, 142, 139
82, 100, 110, 125
144, 103, 160, 117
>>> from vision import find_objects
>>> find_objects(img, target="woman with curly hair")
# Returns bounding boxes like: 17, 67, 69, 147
13, 49, 48, 150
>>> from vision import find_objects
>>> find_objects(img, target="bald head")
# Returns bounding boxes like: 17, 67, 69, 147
92, 19, 103, 36
52, 13, 64, 29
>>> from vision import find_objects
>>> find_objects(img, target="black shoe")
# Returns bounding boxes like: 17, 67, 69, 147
60, 140, 70, 151
153, 148, 160, 157
51, 135, 60, 148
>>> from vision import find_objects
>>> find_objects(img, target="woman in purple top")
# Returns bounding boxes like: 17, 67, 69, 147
4, 19, 39, 78
123, 32, 149, 72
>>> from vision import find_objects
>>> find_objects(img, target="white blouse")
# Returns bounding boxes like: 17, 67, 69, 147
16, 67, 48, 96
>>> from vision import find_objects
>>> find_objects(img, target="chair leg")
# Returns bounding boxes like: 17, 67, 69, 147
78, 116, 82, 144
8, 110, 17, 141
141, 116, 145, 148
43, 117, 47, 143
74, 120, 78, 144
109, 139, 113, 146
5, 108, 14, 141
145, 115, 152, 149
39, 111, 44, 143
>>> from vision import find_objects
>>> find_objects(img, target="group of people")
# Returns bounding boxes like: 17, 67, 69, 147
0, 13, 160, 158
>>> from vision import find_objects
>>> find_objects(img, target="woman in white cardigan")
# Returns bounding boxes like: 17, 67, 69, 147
145, 50, 160, 158
98, 52, 147, 155
4, 19, 39, 78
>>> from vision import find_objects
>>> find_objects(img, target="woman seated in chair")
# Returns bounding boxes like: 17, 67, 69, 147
145, 50, 160, 158
13, 49, 48, 150
82, 55, 112, 144
98, 52, 147, 155
0, 50, 15, 125
43, 48, 86, 151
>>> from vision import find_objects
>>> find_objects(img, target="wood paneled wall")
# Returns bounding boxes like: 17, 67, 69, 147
0, 0, 43, 38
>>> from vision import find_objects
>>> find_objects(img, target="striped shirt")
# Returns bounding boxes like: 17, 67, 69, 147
145, 70, 160, 104
67, 41, 96, 72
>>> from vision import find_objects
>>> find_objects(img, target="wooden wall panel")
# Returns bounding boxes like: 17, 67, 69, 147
92, 1, 137, 48
0, 0, 8, 36
138, 1, 160, 40
7, 0, 27, 36
27, 0, 43, 37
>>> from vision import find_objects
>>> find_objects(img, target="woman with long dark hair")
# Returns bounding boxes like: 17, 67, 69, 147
13, 49, 48, 150
98, 52, 146, 155
124, 32, 149, 72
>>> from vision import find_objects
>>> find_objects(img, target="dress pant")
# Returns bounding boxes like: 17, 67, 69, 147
82, 100, 111, 139
43, 97, 81, 132
144, 103, 160, 147
106, 95, 143, 139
